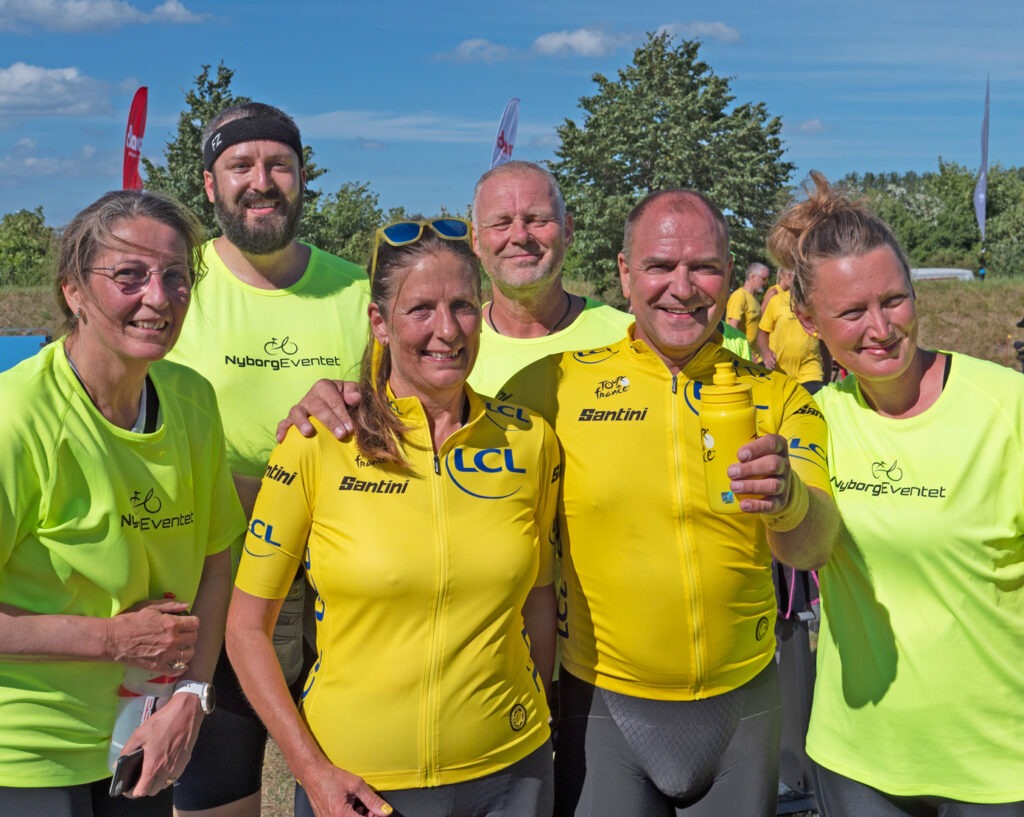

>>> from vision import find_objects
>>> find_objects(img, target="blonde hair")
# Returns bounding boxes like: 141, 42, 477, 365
766, 171, 911, 311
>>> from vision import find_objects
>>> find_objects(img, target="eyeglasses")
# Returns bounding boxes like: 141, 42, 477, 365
89, 264, 198, 296
370, 218, 472, 280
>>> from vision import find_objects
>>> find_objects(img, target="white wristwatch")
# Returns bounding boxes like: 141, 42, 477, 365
172, 680, 216, 714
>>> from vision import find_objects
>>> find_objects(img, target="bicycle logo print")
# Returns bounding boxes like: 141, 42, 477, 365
264, 337, 298, 356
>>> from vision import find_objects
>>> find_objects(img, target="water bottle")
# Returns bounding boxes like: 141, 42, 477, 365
108, 594, 184, 770
700, 362, 757, 514
107, 667, 177, 770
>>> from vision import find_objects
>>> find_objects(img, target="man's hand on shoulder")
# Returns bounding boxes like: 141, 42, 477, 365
276, 379, 362, 442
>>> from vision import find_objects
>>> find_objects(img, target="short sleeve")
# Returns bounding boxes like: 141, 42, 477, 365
235, 427, 319, 599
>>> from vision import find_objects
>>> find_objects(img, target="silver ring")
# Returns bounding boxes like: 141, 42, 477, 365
170, 651, 187, 671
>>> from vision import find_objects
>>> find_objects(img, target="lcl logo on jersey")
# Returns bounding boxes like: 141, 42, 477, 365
573, 346, 617, 365
244, 518, 284, 558
445, 447, 526, 499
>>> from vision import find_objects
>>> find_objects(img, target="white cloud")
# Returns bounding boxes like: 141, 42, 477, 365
0, 62, 109, 116
532, 27, 630, 58
0, 143, 113, 181
436, 38, 511, 64
658, 21, 741, 44
0, 0, 204, 32
790, 118, 827, 134
148, 0, 200, 23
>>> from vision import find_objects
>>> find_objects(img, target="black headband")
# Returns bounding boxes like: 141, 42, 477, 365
203, 117, 304, 170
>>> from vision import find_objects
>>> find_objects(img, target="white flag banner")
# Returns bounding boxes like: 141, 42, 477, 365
973, 76, 990, 243
490, 98, 520, 169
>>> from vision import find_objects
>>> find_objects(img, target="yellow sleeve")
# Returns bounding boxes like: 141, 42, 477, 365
778, 382, 832, 496
235, 426, 320, 599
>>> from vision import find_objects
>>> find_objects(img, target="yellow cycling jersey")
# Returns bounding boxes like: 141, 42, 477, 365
502, 331, 831, 701
235, 388, 561, 789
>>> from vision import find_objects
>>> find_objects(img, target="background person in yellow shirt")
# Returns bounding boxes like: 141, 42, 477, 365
757, 268, 832, 393
726, 261, 769, 352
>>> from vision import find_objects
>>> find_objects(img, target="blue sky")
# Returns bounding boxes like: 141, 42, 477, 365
1, 0, 1020, 227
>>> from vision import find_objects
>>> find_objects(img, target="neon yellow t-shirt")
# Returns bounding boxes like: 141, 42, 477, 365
758, 289, 823, 383
236, 389, 561, 789
720, 321, 753, 361
808, 353, 1024, 802
167, 241, 370, 477
502, 332, 831, 700
473, 297, 631, 397
0, 339, 244, 787
726, 287, 761, 346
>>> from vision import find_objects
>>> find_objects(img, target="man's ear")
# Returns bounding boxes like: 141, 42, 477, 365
617, 252, 631, 302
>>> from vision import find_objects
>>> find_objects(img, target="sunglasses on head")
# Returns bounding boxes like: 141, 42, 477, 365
370, 218, 472, 280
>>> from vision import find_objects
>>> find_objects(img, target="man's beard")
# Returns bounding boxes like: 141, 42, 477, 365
213, 188, 303, 255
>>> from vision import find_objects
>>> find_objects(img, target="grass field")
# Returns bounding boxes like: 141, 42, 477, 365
1, 277, 1021, 816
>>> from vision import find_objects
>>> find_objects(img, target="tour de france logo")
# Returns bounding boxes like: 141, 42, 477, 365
509, 704, 527, 731
130, 488, 162, 514
755, 616, 770, 641
264, 336, 298, 356
871, 460, 904, 481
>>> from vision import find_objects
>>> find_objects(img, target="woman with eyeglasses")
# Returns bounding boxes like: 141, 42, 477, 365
0, 190, 244, 816
767, 173, 1024, 817
226, 218, 561, 817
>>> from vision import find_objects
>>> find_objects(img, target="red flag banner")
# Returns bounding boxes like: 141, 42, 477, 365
490, 97, 519, 169
123, 87, 148, 190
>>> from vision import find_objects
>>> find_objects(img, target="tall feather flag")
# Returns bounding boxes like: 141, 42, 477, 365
973, 76, 989, 243
122, 87, 148, 190
490, 98, 519, 169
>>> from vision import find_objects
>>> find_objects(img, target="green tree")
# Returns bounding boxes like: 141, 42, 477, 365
301, 181, 387, 268
550, 32, 794, 303
143, 63, 245, 234
980, 165, 1024, 277
840, 161, 1024, 276
143, 63, 326, 237
0, 207, 55, 287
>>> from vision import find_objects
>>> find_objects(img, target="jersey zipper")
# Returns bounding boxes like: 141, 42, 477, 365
421, 447, 451, 785
670, 372, 706, 692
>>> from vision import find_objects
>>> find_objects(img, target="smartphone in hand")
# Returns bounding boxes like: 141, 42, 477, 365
109, 747, 144, 797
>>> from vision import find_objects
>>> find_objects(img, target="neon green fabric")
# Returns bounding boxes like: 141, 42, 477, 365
472, 297, 630, 397
0, 339, 244, 787
168, 241, 370, 477
808, 353, 1024, 802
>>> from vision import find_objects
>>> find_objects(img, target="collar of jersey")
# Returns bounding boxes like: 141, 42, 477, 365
624, 326, 730, 382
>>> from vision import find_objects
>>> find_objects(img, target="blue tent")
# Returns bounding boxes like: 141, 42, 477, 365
0, 330, 51, 372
